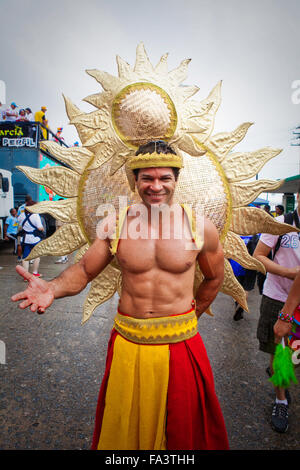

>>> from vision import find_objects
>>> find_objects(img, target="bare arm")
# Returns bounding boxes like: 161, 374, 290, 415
12, 236, 113, 313
254, 240, 300, 342
49, 237, 113, 298
253, 240, 300, 280
274, 272, 300, 343
195, 218, 224, 318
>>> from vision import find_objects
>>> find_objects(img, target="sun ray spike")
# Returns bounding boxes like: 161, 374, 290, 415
222, 231, 266, 274
177, 85, 200, 103
155, 53, 169, 75
88, 136, 128, 170
40, 141, 93, 174
221, 260, 248, 312
62, 94, 84, 121
171, 134, 206, 156
110, 152, 131, 176
206, 122, 254, 162
82, 264, 122, 324
70, 109, 110, 131
230, 207, 300, 236
24, 223, 87, 261
188, 82, 222, 144
83, 130, 105, 148
27, 198, 78, 224
83, 91, 112, 109
116, 55, 137, 81
223, 148, 282, 182
85, 69, 121, 93
207, 80, 222, 107
17, 165, 80, 198
230, 179, 284, 208
168, 59, 191, 86
134, 42, 154, 75
62, 94, 95, 144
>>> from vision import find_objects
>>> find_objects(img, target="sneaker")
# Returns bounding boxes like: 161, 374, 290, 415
271, 402, 289, 433
55, 257, 68, 264
265, 367, 291, 405
32, 273, 42, 278
233, 306, 244, 321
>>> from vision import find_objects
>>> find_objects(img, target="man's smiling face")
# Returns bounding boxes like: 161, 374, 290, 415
135, 167, 177, 207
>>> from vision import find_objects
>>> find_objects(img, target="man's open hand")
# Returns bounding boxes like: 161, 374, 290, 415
11, 266, 55, 314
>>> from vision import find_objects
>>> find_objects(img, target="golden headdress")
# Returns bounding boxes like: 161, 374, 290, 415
128, 152, 183, 171
18, 42, 296, 324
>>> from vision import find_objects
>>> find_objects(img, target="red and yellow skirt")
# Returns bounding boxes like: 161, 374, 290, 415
91, 308, 229, 450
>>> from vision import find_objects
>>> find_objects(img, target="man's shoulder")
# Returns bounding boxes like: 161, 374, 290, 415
200, 216, 220, 252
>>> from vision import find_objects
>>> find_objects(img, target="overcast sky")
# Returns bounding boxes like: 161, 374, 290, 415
1, 0, 300, 184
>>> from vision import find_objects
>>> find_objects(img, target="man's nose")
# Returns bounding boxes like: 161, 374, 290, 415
149, 179, 162, 191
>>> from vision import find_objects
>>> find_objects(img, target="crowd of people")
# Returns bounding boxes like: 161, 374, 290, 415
3, 195, 45, 277
0, 101, 36, 123
3, 194, 69, 274
0, 101, 80, 146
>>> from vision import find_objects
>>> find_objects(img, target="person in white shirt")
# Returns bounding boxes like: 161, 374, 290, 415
16, 109, 27, 122
0, 102, 6, 121
5, 102, 18, 122
254, 188, 300, 434
18, 200, 44, 277
25, 108, 34, 121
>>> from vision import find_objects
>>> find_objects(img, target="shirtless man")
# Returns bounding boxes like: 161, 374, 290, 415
11, 140, 229, 450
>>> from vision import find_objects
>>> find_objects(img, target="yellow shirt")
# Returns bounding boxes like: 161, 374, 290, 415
34, 110, 48, 138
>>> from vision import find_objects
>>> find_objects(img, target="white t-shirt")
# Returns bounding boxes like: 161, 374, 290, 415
260, 214, 300, 302
5, 106, 18, 122
18, 212, 44, 244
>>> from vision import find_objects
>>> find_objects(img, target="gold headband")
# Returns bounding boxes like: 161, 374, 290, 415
128, 152, 183, 170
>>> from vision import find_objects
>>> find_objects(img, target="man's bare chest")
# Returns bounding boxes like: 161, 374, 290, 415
116, 237, 198, 274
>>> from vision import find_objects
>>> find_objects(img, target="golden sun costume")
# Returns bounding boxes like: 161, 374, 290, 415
18, 43, 296, 450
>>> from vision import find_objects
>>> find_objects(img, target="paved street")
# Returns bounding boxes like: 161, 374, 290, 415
0, 243, 299, 450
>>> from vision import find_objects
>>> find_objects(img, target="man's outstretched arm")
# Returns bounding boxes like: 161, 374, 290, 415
48, 237, 113, 299
11, 237, 113, 314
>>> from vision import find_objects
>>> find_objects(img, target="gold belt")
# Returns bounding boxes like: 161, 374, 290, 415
113, 309, 198, 345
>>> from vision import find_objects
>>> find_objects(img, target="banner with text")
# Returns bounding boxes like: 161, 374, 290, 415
0, 122, 38, 148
